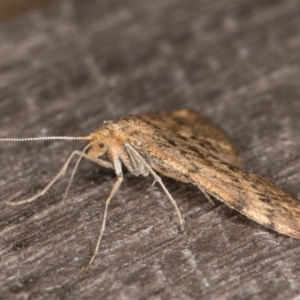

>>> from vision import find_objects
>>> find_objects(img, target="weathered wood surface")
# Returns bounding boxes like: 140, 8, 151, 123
1, 0, 300, 299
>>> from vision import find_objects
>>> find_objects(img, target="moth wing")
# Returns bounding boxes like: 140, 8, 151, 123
139, 109, 241, 167
127, 133, 300, 239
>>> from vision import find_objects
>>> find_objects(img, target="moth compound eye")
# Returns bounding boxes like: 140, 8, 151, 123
98, 142, 109, 153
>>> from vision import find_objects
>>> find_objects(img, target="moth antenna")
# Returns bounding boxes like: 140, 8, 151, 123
0, 136, 90, 142
62, 143, 92, 203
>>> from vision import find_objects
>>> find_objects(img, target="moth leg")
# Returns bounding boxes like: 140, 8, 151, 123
84, 160, 123, 271
7, 150, 114, 206
62, 147, 115, 202
125, 143, 185, 233
198, 186, 215, 205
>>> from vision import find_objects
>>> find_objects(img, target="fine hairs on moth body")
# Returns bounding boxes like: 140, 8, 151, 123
1, 108, 300, 270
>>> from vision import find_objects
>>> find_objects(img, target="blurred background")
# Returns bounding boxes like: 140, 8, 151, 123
0, 0, 58, 21
1, 0, 300, 299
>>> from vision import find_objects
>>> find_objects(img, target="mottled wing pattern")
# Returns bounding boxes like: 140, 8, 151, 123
139, 109, 241, 167
124, 110, 300, 239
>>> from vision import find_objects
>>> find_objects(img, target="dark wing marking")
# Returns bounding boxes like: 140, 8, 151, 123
138, 109, 241, 167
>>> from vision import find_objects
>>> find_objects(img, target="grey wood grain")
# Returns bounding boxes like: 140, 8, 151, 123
1, 0, 300, 299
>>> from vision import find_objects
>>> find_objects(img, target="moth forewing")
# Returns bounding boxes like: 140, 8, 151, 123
115, 110, 300, 239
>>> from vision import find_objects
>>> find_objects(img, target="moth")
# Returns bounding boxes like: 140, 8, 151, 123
1, 109, 300, 270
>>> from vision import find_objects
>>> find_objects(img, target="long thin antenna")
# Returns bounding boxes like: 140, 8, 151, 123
0, 136, 89, 142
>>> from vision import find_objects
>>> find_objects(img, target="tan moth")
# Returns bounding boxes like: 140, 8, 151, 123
1, 109, 300, 270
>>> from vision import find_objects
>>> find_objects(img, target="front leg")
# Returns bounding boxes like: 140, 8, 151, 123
124, 143, 185, 232
7, 149, 114, 206
84, 157, 123, 271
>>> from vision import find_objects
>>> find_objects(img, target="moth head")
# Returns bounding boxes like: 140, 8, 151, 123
87, 128, 111, 158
